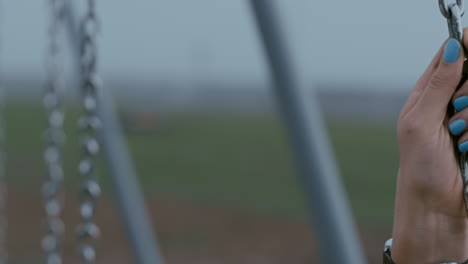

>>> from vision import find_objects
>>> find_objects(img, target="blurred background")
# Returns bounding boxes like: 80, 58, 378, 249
0, 0, 457, 263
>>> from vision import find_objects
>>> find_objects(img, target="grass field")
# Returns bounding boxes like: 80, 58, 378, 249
4, 102, 399, 226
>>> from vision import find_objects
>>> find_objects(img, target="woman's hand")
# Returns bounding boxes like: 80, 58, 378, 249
392, 31, 468, 263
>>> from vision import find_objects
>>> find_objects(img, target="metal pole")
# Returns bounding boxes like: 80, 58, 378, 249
62, 2, 165, 264
249, 1, 367, 263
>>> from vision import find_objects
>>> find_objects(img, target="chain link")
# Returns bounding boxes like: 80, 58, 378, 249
77, 0, 102, 263
42, 0, 67, 263
440, 0, 465, 18
441, 0, 465, 41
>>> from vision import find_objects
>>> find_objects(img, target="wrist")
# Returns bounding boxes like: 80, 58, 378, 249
392, 214, 468, 263
392, 192, 468, 263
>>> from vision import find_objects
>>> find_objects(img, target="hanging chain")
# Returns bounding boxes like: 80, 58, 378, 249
77, 0, 102, 263
440, 0, 465, 41
439, 0, 468, 214
42, 0, 67, 263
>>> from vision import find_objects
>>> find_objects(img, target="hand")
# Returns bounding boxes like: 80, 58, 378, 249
392, 32, 468, 263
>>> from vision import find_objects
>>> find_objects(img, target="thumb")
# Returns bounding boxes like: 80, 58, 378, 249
416, 38, 464, 121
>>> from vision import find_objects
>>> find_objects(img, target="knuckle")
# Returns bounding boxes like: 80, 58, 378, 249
454, 85, 468, 100
454, 108, 468, 120
428, 72, 451, 91
397, 116, 424, 139
459, 135, 468, 145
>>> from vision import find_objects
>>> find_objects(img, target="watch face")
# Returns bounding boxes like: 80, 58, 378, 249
384, 238, 393, 252
383, 238, 394, 264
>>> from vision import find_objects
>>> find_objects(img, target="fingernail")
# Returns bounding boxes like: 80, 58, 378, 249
460, 141, 468, 152
454, 96, 468, 112
450, 119, 466, 135
444, 38, 461, 63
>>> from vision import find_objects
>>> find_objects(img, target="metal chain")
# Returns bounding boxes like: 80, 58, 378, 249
440, 0, 465, 41
76, 0, 102, 263
42, 0, 66, 263
439, 0, 468, 214
440, 0, 465, 19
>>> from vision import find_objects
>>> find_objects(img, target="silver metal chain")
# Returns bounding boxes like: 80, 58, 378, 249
440, 0, 465, 18
440, 0, 465, 41
76, 0, 102, 263
42, 0, 66, 263
439, 0, 468, 214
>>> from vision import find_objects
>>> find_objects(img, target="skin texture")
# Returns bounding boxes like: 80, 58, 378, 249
391, 29, 468, 263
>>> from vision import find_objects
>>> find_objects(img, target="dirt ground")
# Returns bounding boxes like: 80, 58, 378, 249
5, 186, 388, 264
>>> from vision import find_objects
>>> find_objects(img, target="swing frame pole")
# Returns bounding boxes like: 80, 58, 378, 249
249, 1, 367, 263
62, 2, 164, 264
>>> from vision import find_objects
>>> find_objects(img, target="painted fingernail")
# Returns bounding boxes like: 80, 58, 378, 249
444, 38, 461, 63
460, 141, 468, 152
450, 119, 466, 135
454, 96, 468, 112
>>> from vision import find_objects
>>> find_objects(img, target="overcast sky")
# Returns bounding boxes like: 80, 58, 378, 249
1, 1, 457, 90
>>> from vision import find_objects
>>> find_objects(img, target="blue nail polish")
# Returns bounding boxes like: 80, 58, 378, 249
454, 96, 468, 112
450, 119, 466, 135
444, 38, 461, 63
460, 141, 468, 152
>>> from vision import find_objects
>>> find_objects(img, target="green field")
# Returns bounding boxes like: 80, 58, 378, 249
4, 102, 399, 225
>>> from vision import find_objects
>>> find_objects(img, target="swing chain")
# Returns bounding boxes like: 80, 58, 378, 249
42, 0, 67, 263
77, 0, 102, 263
440, 0, 465, 19
440, 0, 465, 41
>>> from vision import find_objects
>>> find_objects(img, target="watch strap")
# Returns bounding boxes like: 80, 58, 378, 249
383, 238, 468, 264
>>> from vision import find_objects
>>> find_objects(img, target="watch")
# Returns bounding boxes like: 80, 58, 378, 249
383, 238, 468, 264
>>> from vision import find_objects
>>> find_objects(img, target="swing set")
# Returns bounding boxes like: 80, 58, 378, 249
13, 0, 459, 263
1, 0, 367, 263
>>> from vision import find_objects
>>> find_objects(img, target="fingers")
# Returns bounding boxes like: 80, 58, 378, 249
456, 131, 468, 153
442, 30, 468, 152
449, 95, 468, 151
449, 109, 468, 136
458, 133, 468, 153
414, 38, 465, 122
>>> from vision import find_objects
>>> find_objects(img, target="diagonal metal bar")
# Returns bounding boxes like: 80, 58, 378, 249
249, 1, 367, 263
62, 1, 165, 263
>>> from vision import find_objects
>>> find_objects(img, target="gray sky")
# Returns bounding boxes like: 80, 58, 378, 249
1, 1, 457, 90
